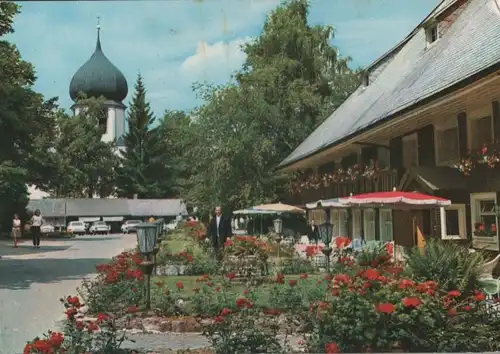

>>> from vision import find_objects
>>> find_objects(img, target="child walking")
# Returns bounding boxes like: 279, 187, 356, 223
12, 213, 21, 248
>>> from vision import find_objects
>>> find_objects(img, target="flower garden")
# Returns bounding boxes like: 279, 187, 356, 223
24, 221, 500, 353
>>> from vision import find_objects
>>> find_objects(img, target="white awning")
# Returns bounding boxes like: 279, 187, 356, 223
103, 216, 124, 222
79, 217, 100, 222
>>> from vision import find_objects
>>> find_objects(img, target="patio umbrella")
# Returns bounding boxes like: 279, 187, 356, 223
232, 207, 275, 235
233, 207, 275, 215
338, 190, 451, 209
305, 198, 346, 209
252, 202, 305, 214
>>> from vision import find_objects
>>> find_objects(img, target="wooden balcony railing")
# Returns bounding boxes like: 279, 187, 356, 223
286, 169, 402, 206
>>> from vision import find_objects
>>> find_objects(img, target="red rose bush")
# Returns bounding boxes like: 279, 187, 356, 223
24, 296, 127, 353
78, 251, 146, 315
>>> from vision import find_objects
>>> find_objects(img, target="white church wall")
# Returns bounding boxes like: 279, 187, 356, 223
114, 107, 126, 141
102, 107, 115, 143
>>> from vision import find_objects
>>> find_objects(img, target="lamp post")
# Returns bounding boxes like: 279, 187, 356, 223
318, 210, 334, 273
273, 217, 283, 259
136, 222, 158, 310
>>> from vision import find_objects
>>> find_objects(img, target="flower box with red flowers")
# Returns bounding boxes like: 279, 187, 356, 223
473, 222, 497, 237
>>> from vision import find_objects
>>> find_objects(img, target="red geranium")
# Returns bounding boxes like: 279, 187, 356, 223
402, 297, 422, 308
335, 236, 351, 249
473, 291, 486, 302
325, 342, 340, 353
376, 303, 395, 314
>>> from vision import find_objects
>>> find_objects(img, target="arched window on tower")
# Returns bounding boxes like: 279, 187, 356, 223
98, 107, 108, 134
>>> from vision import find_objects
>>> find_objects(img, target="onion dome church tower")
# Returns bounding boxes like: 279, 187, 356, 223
69, 19, 128, 147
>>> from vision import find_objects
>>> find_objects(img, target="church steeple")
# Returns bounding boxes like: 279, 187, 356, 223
96, 16, 102, 51
68, 18, 128, 103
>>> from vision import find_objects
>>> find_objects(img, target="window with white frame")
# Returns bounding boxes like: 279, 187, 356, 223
352, 210, 362, 239
470, 116, 492, 150
440, 204, 466, 240
330, 210, 339, 238
338, 210, 348, 237
330, 209, 348, 238
363, 209, 376, 241
470, 193, 498, 250
425, 25, 439, 46
309, 209, 326, 225
435, 126, 459, 165
402, 134, 418, 169
379, 209, 393, 242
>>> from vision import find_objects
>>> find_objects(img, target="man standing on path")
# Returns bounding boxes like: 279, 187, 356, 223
208, 206, 232, 261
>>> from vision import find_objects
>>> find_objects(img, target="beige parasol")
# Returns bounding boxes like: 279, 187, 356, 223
252, 202, 305, 214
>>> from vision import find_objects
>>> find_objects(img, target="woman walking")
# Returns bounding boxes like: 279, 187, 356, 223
12, 213, 21, 248
30, 209, 43, 248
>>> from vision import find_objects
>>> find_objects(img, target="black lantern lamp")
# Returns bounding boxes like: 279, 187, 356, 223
273, 217, 283, 258
318, 214, 334, 272
156, 218, 165, 238
136, 223, 158, 310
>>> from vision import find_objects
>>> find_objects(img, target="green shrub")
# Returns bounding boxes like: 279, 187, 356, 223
404, 239, 485, 295
278, 257, 317, 275
305, 262, 500, 353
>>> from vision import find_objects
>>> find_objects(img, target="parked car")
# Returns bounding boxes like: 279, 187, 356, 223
67, 221, 86, 235
121, 220, 141, 234
166, 219, 178, 231
40, 224, 54, 234
89, 221, 111, 235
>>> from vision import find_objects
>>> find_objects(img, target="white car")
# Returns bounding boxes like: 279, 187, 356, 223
89, 221, 110, 235
67, 221, 86, 235
166, 219, 178, 231
40, 224, 54, 234
121, 220, 141, 234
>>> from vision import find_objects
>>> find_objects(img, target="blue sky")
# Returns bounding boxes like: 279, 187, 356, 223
9, 0, 439, 117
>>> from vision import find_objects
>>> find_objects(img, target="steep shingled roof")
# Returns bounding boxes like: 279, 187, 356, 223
280, 0, 500, 168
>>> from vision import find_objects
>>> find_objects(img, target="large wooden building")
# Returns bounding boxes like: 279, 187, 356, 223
280, 0, 500, 251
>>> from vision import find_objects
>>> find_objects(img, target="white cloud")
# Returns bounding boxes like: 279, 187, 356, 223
181, 38, 249, 81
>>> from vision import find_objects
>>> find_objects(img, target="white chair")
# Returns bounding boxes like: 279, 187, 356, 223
479, 253, 500, 280
351, 238, 364, 252
479, 254, 500, 299
299, 235, 310, 245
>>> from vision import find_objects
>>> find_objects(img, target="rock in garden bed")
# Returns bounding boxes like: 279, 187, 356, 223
122, 315, 203, 333
121, 313, 307, 335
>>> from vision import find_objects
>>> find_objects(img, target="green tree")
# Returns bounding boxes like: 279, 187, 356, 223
184, 0, 360, 213
116, 74, 173, 198
0, 2, 59, 231
159, 109, 193, 196
48, 97, 119, 198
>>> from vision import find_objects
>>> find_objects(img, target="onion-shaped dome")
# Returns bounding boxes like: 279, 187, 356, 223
69, 28, 128, 102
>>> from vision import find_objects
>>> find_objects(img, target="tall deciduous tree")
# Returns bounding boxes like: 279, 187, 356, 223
160, 109, 193, 196
48, 97, 119, 198
0, 2, 59, 230
184, 0, 360, 214
116, 74, 173, 198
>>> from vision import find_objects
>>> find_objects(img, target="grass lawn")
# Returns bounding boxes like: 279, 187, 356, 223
152, 273, 324, 297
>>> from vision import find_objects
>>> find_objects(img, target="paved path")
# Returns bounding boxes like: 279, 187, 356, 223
124, 333, 210, 351
0, 234, 138, 354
